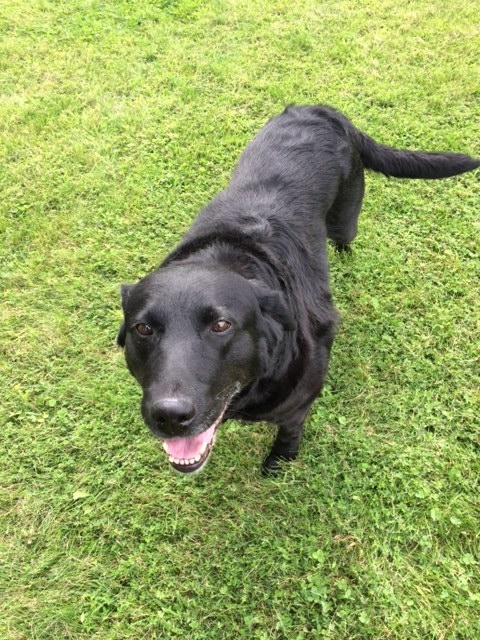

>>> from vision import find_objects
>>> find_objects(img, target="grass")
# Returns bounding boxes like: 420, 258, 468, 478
1, 0, 479, 638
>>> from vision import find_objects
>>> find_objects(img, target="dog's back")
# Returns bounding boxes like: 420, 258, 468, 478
199, 105, 479, 250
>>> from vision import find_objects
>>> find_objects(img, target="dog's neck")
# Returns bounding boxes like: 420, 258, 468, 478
162, 229, 283, 278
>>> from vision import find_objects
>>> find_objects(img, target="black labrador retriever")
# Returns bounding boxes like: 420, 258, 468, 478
117, 105, 478, 475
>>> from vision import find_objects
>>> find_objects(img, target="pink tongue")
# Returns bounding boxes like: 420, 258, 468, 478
163, 424, 216, 459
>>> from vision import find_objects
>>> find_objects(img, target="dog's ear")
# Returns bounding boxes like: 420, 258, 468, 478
116, 324, 127, 347
116, 284, 134, 347
253, 285, 296, 331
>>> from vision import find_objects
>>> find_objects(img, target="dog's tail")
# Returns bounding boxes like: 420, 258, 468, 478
353, 128, 480, 179
312, 106, 479, 179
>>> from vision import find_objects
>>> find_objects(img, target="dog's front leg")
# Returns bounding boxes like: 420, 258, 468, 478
262, 404, 311, 475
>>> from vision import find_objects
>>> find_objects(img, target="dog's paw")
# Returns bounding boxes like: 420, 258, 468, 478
333, 242, 352, 255
261, 452, 297, 476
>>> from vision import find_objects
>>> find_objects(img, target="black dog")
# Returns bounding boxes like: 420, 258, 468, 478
117, 105, 478, 475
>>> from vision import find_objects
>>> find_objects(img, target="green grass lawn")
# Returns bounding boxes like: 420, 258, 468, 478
1, 1, 479, 638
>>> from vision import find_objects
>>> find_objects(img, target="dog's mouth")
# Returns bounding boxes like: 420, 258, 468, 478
161, 406, 227, 474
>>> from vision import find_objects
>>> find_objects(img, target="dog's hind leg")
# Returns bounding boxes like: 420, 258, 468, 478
326, 165, 365, 252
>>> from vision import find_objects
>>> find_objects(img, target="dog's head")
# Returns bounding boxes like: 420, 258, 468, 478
117, 263, 295, 474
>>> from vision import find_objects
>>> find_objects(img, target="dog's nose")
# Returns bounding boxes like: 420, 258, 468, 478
150, 397, 196, 431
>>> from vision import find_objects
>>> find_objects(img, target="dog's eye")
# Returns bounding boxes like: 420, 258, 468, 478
210, 319, 232, 333
135, 323, 153, 336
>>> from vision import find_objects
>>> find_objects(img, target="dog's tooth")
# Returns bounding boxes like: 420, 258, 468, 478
189, 458, 196, 465
162, 442, 169, 453
194, 454, 201, 463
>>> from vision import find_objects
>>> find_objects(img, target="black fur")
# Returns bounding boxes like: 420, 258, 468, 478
117, 105, 479, 474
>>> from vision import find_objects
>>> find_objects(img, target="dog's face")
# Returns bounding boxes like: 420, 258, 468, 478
117, 264, 294, 474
